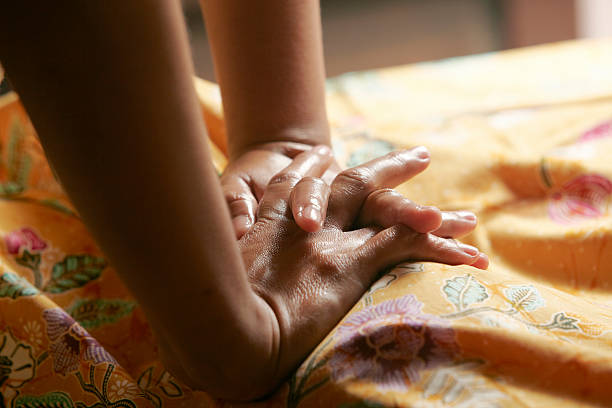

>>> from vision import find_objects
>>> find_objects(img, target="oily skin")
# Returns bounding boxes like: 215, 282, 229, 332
0, 0, 486, 401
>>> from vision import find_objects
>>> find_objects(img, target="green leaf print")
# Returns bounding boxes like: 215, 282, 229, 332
43, 255, 107, 293
67, 298, 136, 329
0, 272, 39, 299
15, 250, 41, 271
13, 392, 75, 408
443, 274, 488, 311
0, 118, 32, 196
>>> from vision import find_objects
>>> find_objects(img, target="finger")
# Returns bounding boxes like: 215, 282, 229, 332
432, 211, 478, 238
358, 225, 487, 280
358, 189, 478, 237
257, 145, 332, 221
469, 253, 489, 270
290, 177, 331, 232
220, 174, 258, 239
357, 188, 442, 233
327, 146, 431, 230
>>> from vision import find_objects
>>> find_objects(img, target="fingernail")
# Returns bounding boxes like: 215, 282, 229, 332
457, 211, 477, 222
459, 244, 479, 257
304, 205, 321, 224
413, 146, 430, 160
477, 253, 489, 264
314, 145, 331, 156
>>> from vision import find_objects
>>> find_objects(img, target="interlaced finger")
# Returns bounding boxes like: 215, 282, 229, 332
257, 145, 332, 221
355, 224, 488, 283
326, 146, 431, 230
358, 188, 479, 238
290, 176, 331, 232
221, 174, 258, 239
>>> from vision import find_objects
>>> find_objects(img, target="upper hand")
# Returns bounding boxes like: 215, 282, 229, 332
220, 141, 341, 238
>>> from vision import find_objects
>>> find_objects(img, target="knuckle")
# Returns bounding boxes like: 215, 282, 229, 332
268, 171, 302, 186
368, 188, 399, 203
380, 225, 425, 246
386, 149, 408, 164
300, 176, 326, 187
257, 202, 289, 220
379, 224, 403, 242
335, 168, 374, 192
408, 232, 431, 248
224, 191, 254, 205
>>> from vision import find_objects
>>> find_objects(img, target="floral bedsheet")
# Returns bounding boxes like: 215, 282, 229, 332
1, 39, 612, 407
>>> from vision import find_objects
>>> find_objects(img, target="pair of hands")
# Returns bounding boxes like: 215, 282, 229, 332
212, 143, 488, 399
222, 142, 485, 242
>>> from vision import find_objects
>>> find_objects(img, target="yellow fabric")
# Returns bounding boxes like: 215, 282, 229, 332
1, 38, 612, 407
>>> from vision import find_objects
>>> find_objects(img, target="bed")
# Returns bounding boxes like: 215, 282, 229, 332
1, 38, 611, 407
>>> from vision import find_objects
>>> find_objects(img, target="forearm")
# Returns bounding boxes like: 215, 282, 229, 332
200, 0, 330, 160
0, 1, 272, 391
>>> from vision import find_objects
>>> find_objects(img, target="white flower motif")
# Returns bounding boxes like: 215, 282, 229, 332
108, 378, 139, 401
22, 321, 43, 350
503, 285, 545, 312
0, 330, 36, 404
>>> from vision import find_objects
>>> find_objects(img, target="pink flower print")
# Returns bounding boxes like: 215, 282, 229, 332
579, 120, 612, 143
4, 227, 47, 255
43, 308, 116, 375
548, 174, 612, 224
20, 228, 47, 251
329, 295, 457, 391
5, 233, 26, 255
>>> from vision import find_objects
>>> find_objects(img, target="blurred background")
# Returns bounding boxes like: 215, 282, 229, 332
182, 0, 612, 80
1, 0, 611, 95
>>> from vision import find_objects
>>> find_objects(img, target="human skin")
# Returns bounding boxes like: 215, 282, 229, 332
200, 0, 336, 235
0, 0, 486, 400
202, 0, 479, 238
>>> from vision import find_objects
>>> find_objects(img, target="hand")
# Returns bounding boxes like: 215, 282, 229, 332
230, 147, 487, 399
289, 145, 487, 268
220, 141, 342, 238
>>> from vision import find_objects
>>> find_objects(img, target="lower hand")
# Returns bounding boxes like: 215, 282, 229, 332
232, 147, 486, 398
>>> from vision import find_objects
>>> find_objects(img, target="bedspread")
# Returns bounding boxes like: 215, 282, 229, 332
1, 39, 612, 407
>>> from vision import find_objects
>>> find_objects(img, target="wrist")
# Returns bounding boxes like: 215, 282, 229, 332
228, 125, 331, 161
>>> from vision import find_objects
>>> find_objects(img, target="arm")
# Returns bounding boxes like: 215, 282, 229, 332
200, 0, 341, 235
0, 0, 271, 393
200, 1, 483, 241
200, 0, 330, 160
